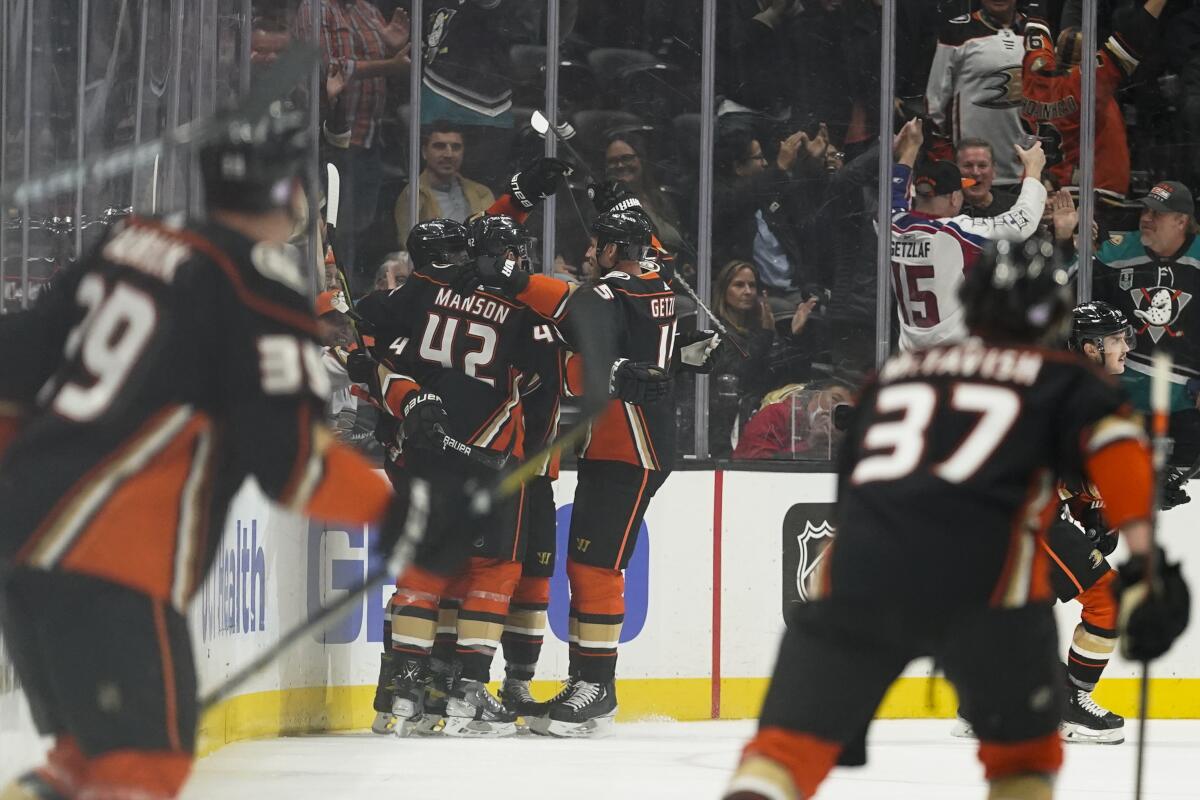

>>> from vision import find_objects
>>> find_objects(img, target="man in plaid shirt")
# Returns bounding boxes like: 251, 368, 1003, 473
296, 1, 411, 292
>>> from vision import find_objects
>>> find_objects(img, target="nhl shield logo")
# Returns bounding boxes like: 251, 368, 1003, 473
781, 503, 837, 615
1118, 269, 1133, 291
1130, 285, 1192, 343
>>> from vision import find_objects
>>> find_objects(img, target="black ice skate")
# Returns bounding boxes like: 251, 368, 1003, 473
442, 679, 518, 738
545, 680, 617, 739
389, 657, 429, 738
525, 677, 578, 736
1061, 687, 1124, 744
501, 678, 548, 734
414, 660, 455, 736
371, 652, 398, 735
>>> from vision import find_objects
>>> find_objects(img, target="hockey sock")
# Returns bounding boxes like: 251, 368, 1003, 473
389, 566, 449, 660
978, 733, 1062, 785
84, 751, 194, 800
455, 557, 521, 683
566, 561, 624, 683
1067, 570, 1118, 691
986, 775, 1052, 799
725, 726, 841, 800
502, 575, 550, 681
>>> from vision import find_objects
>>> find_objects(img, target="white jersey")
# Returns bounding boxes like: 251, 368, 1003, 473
926, 11, 1026, 185
890, 164, 1047, 351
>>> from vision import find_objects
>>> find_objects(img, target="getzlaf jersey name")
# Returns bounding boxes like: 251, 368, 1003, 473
359, 271, 557, 458
816, 339, 1144, 608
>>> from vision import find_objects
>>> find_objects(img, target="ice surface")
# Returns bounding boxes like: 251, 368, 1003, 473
181, 719, 1200, 799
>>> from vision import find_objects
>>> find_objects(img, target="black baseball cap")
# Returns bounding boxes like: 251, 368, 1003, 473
914, 159, 976, 197
1139, 181, 1195, 217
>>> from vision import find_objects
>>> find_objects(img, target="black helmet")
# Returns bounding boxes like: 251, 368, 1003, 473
199, 101, 308, 213
1069, 301, 1136, 354
467, 214, 531, 271
592, 209, 657, 264
960, 237, 1073, 345
406, 218, 470, 272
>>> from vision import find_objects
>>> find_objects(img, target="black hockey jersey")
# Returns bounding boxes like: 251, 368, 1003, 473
358, 271, 558, 459
0, 217, 392, 606
814, 339, 1151, 608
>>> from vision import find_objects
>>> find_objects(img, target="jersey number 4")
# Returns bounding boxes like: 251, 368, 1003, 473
418, 312, 499, 386
851, 382, 1020, 485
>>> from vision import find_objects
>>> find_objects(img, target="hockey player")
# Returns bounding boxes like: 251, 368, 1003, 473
0, 106, 428, 800
723, 238, 1190, 800
451, 207, 718, 737
1021, 0, 1166, 200
890, 117, 1047, 350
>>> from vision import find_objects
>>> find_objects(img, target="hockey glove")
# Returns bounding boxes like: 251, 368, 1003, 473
509, 157, 573, 211
400, 390, 451, 451
674, 330, 722, 374
344, 350, 377, 385
1114, 548, 1191, 661
587, 180, 643, 215
450, 254, 531, 299
610, 359, 672, 405
1161, 467, 1192, 511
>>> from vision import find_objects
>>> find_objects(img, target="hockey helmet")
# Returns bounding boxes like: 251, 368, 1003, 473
199, 101, 309, 213
592, 209, 657, 264
406, 218, 470, 273
1068, 301, 1136, 354
961, 237, 1073, 345
467, 214, 531, 272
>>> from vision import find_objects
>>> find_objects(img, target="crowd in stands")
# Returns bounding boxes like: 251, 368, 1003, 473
157, 1, 1200, 463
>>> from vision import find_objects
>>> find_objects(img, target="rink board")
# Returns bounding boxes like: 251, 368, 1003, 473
5, 469, 1200, 769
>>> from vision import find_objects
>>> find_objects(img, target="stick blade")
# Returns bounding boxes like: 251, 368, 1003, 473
325, 162, 341, 230
530, 109, 551, 135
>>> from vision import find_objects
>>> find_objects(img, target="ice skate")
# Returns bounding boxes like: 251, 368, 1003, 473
371, 653, 398, 735
413, 660, 455, 736
389, 657, 429, 739
1061, 687, 1124, 744
949, 714, 975, 739
501, 678, 548, 734
545, 680, 617, 739
526, 677, 578, 736
442, 679, 518, 738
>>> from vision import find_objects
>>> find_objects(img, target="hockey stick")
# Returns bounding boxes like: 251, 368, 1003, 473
3, 45, 319, 206
530, 110, 748, 359
1135, 349, 1174, 799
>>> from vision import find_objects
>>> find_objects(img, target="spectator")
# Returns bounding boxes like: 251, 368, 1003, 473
603, 132, 691, 274
708, 259, 820, 457
925, 0, 1025, 186
394, 121, 496, 243
712, 122, 829, 314
732, 377, 856, 461
315, 291, 382, 457
788, 0, 853, 145
956, 138, 1017, 217
296, 0, 410, 293
716, 0, 802, 120
374, 251, 414, 291
1091, 181, 1200, 465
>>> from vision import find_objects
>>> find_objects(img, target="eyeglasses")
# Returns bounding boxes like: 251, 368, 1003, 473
606, 154, 640, 168
742, 153, 768, 164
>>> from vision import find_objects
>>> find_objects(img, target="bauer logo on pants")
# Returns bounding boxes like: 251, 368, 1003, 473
781, 503, 836, 615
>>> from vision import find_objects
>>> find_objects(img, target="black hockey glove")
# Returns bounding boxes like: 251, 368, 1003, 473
610, 359, 672, 405
509, 157, 573, 211
400, 390, 451, 451
587, 180, 643, 216
1161, 468, 1192, 511
1114, 548, 1191, 662
450, 255, 531, 299
674, 329, 722, 374
344, 350, 377, 385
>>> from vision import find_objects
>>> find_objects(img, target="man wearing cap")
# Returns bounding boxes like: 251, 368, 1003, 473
888, 118, 1048, 351
1092, 180, 1200, 464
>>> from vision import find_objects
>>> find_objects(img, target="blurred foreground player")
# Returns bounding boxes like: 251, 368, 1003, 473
723, 239, 1189, 800
0, 106, 423, 800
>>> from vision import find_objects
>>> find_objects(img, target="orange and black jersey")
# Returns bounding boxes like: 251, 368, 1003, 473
514, 270, 678, 471
1020, 14, 1147, 196
816, 339, 1152, 609
357, 272, 560, 459
0, 216, 391, 607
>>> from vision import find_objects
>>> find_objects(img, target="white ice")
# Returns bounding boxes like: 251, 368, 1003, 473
181, 719, 1200, 799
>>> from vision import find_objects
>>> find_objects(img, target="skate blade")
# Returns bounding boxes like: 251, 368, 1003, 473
413, 714, 445, 736
526, 715, 553, 736
546, 714, 616, 739
949, 719, 976, 740
1060, 722, 1124, 745
371, 711, 397, 735
441, 716, 517, 738
391, 716, 425, 739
